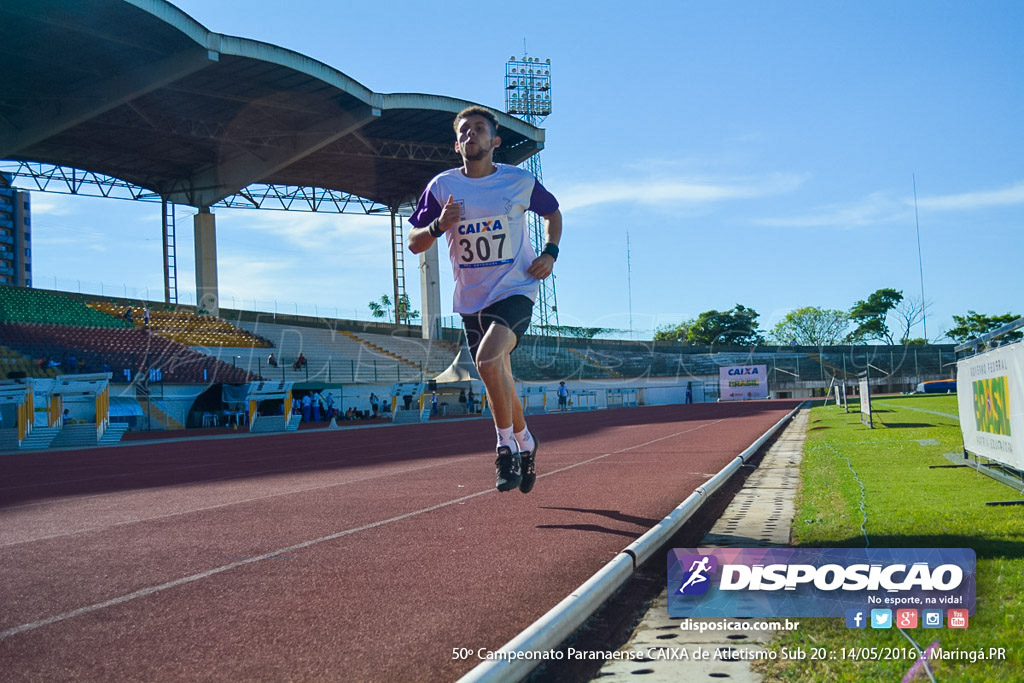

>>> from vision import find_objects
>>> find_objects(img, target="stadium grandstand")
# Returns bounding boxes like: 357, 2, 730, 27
0, 0, 955, 441
0, 282, 956, 437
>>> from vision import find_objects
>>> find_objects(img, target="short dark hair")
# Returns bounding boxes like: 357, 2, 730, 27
454, 106, 499, 137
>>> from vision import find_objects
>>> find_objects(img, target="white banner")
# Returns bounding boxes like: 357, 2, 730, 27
858, 377, 873, 428
719, 365, 768, 401
957, 343, 1024, 471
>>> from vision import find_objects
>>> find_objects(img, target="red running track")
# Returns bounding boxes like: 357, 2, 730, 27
0, 400, 799, 682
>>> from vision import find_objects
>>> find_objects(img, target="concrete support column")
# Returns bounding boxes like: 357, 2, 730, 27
419, 243, 442, 340
193, 208, 219, 315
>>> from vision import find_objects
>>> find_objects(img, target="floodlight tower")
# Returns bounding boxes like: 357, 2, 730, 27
505, 54, 558, 335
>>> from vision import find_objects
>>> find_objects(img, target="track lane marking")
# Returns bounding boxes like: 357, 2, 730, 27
0, 455, 474, 548
0, 418, 724, 641
0, 435, 488, 510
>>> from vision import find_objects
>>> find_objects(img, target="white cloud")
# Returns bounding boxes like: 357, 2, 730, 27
913, 181, 1024, 211
216, 209, 387, 245
755, 192, 911, 229
756, 180, 1024, 229
558, 172, 806, 212
25, 193, 79, 216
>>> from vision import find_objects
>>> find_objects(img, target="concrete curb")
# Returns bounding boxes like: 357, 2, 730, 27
595, 408, 810, 682
456, 403, 804, 683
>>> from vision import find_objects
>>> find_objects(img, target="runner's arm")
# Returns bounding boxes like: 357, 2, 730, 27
527, 209, 562, 279
409, 194, 460, 254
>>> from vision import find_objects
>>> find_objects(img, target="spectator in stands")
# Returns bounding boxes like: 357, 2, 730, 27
301, 393, 312, 422
407, 105, 561, 494
293, 353, 307, 371
268, 353, 278, 368
312, 392, 322, 422
143, 306, 150, 326
124, 307, 133, 324
558, 381, 569, 411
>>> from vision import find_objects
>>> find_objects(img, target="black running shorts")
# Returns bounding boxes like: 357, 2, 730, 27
461, 295, 534, 362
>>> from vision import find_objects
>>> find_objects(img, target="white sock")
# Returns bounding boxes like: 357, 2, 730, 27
514, 427, 535, 454
496, 426, 516, 450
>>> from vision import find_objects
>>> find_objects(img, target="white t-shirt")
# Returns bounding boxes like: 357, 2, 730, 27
410, 164, 559, 314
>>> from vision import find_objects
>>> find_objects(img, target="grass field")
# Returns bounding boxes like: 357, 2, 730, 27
753, 394, 1023, 682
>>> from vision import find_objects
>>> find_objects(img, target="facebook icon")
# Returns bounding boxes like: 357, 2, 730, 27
845, 609, 867, 628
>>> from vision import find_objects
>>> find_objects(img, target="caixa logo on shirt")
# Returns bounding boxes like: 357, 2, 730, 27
667, 548, 976, 618
456, 218, 505, 234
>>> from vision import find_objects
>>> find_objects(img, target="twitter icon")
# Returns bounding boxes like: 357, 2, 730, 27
871, 609, 893, 629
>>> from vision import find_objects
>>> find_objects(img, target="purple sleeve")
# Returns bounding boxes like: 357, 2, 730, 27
529, 180, 559, 216
409, 186, 442, 228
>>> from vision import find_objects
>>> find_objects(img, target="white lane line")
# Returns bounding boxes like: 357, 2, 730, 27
0, 436, 483, 511
0, 419, 721, 641
0, 456, 473, 548
875, 401, 959, 421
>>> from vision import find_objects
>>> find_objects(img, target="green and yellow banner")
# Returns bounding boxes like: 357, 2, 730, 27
958, 345, 1023, 470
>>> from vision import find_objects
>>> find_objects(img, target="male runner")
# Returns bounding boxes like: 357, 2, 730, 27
408, 105, 562, 493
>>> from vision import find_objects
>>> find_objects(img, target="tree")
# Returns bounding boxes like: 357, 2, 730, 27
369, 294, 420, 324
653, 320, 694, 343
946, 311, 1022, 344
688, 304, 764, 346
769, 307, 850, 346
539, 325, 626, 339
368, 294, 393, 322
892, 297, 933, 343
396, 293, 420, 324
848, 288, 903, 344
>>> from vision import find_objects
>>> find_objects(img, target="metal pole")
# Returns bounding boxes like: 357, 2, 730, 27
913, 174, 927, 339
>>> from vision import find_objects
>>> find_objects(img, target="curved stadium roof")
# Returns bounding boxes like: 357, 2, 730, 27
0, 0, 545, 210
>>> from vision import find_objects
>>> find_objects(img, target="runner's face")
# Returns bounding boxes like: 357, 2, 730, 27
456, 115, 500, 161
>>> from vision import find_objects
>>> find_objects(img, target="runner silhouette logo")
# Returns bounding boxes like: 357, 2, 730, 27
676, 555, 718, 596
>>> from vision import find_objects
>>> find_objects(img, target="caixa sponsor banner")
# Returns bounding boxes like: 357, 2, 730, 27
719, 365, 768, 401
667, 548, 975, 618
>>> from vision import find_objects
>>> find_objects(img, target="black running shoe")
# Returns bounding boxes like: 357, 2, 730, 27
519, 436, 538, 494
494, 446, 522, 492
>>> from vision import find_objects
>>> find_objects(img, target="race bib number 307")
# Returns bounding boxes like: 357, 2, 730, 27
453, 214, 514, 269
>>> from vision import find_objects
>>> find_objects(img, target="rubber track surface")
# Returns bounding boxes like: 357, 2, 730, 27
0, 400, 799, 682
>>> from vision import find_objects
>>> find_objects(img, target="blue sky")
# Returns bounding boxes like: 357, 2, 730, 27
23, 0, 1024, 340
